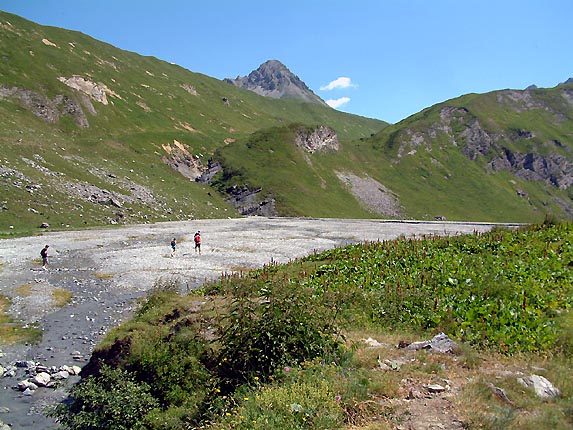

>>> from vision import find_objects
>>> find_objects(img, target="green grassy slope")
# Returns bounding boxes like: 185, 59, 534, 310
0, 11, 386, 234
212, 124, 380, 218
346, 85, 573, 222
2, 10, 571, 228
211, 83, 573, 222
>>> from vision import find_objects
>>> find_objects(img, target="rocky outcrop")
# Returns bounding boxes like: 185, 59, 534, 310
57, 75, 121, 105
0, 85, 89, 127
224, 185, 276, 216
295, 125, 339, 153
162, 139, 204, 180
394, 104, 573, 192
489, 151, 573, 189
0, 76, 121, 128
225, 60, 326, 105
194, 159, 276, 215
196, 159, 223, 184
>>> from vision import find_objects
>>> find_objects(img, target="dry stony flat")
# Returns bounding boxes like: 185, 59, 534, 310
0, 217, 518, 429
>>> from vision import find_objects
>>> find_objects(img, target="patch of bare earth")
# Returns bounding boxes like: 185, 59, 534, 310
350, 332, 549, 430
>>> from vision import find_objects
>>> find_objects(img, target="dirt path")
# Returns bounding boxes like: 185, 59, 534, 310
0, 217, 518, 429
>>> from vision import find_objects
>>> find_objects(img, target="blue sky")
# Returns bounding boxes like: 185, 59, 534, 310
1, 0, 572, 123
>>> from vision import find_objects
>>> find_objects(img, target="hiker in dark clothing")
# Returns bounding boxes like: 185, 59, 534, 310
170, 238, 177, 257
40, 245, 49, 269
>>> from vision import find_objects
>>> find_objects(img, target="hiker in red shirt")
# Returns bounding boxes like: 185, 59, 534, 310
194, 231, 201, 255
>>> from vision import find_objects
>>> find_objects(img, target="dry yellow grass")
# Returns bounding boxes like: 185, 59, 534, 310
16, 282, 34, 297
342, 329, 570, 430
53, 288, 72, 307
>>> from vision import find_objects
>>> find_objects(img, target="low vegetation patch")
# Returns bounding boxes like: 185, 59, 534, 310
16, 282, 34, 297
0, 294, 42, 345
53, 288, 73, 307
51, 222, 573, 430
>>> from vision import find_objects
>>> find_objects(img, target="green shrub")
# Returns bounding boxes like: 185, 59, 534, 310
208, 360, 380, 430
124, 326, 212, 411
49, 365, 159, 430
214, 280, 346, 385
303, 223, 573, 354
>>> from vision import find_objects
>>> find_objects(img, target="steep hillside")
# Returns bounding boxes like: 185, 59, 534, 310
345, 83, 573, 222
206, 123, 402, 218
2, 10, 571, 230
0, 11, 386, 234
203, 82, 573, 222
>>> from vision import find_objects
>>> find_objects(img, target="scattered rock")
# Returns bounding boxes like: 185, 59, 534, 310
363, 337, 385, 347
401, 333, 458, 354
17, 380, 38, 391
517, 374, 561, 399
109, 197, 123, 208
488, 383, 514, 405
336, 171, 402, 217
426, 383, 446, 393
31, 372, 51, 387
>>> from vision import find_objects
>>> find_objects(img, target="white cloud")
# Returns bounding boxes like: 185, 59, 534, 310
326, 97, 351, 109
320, 77, 356, 91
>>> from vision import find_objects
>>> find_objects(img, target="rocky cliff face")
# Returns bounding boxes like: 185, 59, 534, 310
224, 60, 326, 105
386, 84, 573, 194
295, 125, 339, 153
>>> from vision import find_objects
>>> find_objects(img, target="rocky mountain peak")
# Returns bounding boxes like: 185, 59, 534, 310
225, 59, 326, 105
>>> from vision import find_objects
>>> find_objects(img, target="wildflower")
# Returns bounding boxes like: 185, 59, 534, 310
284, 366, 292, 372
243, 397, 249, 401
335, 395, 342, 402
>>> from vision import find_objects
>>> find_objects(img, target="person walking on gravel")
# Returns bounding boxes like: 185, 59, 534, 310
170, 238, 177, 257
194, 230, 201, 255
40, 244, 49, 269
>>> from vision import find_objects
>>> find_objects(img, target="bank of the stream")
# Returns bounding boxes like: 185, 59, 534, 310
0, 218, 518, 429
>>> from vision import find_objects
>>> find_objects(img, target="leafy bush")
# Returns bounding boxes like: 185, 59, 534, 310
124, 327, 212, 411
50, 365, 159, 430
210, 378, 341, 430
302, 223, 573, 353
214, 279, 346, 384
